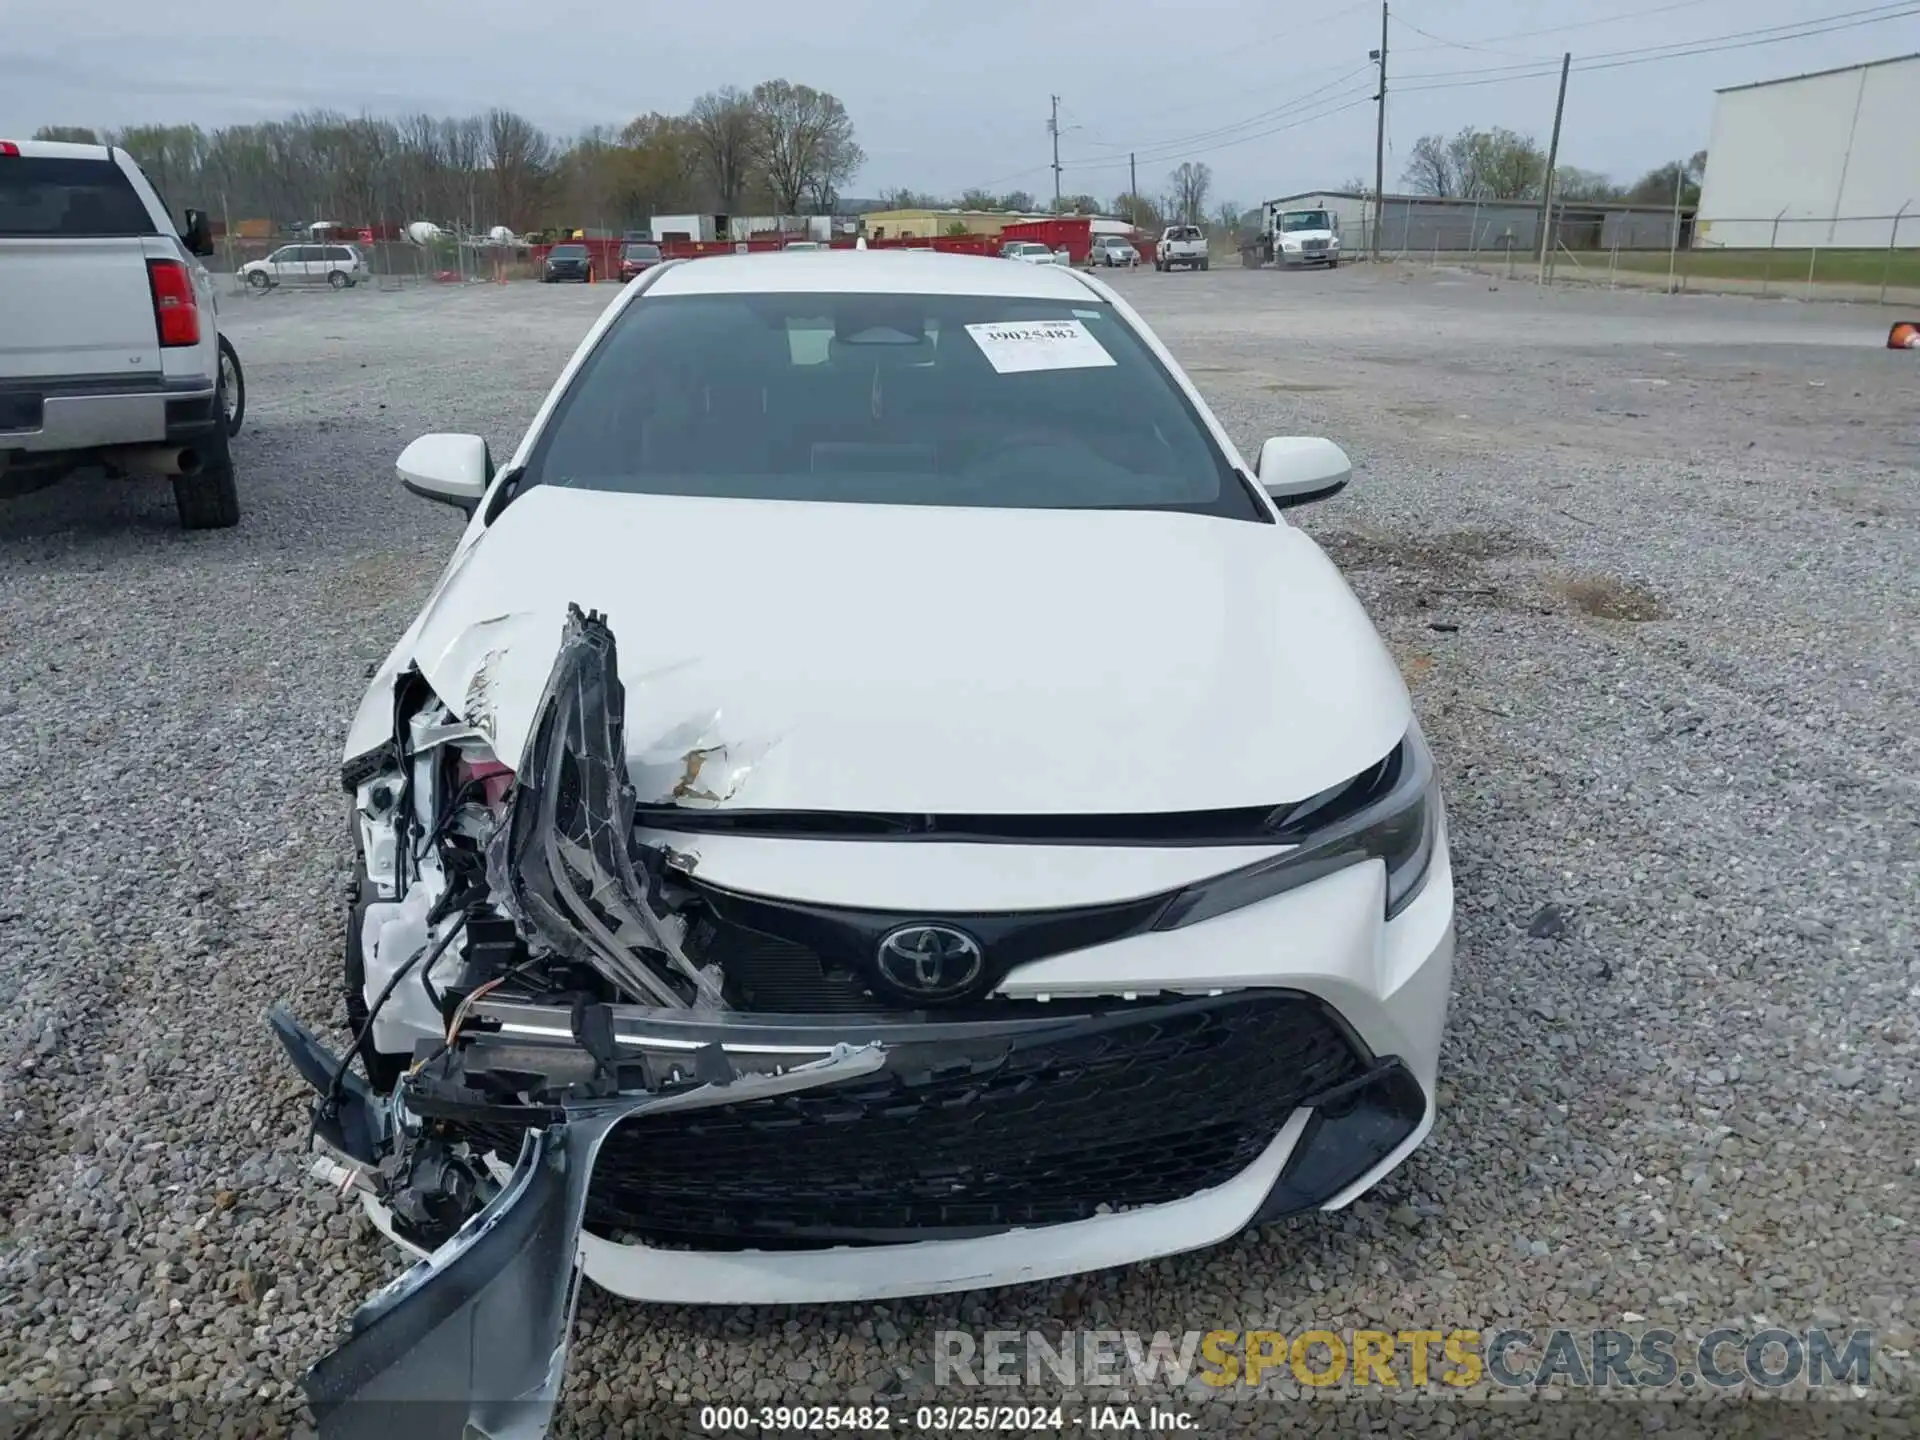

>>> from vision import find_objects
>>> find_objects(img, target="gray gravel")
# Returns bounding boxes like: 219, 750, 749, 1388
1, 269, 1914, 1432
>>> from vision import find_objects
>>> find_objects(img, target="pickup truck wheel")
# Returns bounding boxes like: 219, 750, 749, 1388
218, 336, 245, 436
173, 423, 240, 530
246, 270, 271, 291
1200, 258, 1210, 271
327, 271, 348, 290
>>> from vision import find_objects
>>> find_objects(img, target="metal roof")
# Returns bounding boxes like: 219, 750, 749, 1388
1715, 51, 1920, 94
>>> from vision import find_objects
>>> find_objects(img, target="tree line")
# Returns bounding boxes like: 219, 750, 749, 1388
879, 160, 1244, 236
1400, 127, 1708, 207
32, 81, 863, 234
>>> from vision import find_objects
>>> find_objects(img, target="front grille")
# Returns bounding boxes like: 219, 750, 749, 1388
1304, 239, 1328, 252
576, 992, 1362, 1246
693, 921, 882, 1014
684, 881, 1170, 1013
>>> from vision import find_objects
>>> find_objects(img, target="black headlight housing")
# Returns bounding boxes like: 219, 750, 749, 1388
1152, 722, 1442, 931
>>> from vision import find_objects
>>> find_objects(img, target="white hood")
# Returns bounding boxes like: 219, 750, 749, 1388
352, 487, 1410, 814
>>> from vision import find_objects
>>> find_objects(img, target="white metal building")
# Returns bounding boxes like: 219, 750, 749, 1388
1694, 53, 1920, 249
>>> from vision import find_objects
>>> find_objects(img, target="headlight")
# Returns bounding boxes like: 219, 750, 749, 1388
1328, 237, 1341, 248
1153, 722, 1442, 930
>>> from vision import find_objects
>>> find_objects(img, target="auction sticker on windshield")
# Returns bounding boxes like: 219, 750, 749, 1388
966, 320, 1116, 375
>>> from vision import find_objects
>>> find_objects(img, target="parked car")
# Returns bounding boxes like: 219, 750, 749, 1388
783, 240, 826, 251
273, 250, 1455, 1426
999, 240, 1066, 266
542, 243, 594, 283
239, 241, 367, 290
0, 137, 243, 528
1089, 235, 1140, 268
1156, 224, 1209, 271
618, 241, 662, 281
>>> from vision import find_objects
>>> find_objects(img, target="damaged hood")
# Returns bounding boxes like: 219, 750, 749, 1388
367, 486, 1409, 813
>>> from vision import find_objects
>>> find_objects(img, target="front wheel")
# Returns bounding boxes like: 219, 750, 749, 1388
1327, 256, 1339, 269
327, 270, 348, 290
173, 419, 239, 530
246, 270, 271, 291
218, 335, 245, 436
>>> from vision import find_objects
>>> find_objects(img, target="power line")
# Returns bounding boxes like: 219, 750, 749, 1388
1393, 15, 1558, 62
1072, 65, 1377, 159
1393, 2, 1920, 85
1057, 94, 1379, 177
1391, 0, 1733, 54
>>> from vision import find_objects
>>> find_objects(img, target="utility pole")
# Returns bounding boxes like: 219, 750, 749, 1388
1536, 51, 1571, 283
1129, 151, 1138, 223
1370, 2, 1387, 262
1049, 95, 1063, 209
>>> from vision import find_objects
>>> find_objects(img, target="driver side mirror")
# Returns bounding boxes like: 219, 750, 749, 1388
181, 208, 214, 258
1256, 436, 1351, 508
397, 433, 492, 515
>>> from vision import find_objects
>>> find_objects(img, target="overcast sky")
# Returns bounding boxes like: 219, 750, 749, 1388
3, 0, 1915, 204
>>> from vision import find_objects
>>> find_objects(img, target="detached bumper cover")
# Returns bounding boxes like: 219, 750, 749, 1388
274, 1006, 886, 1439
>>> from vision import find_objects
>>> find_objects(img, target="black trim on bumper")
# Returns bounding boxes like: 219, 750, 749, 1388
1251, 1058, 1427, 1221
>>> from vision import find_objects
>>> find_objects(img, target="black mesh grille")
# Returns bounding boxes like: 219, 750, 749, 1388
576, 992, 1361, 1246
688, 917, 883, 1014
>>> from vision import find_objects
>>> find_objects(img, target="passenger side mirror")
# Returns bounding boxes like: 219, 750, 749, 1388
181, 208, 214, 257
1256, 436, 1352, 508
397, 434, 492, 515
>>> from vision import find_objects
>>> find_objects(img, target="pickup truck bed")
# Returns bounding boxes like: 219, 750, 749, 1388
0, 140, 239, 528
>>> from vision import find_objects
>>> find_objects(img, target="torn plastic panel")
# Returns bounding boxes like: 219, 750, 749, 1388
483, 604, 722, 1010
272, 1003, 883, 1439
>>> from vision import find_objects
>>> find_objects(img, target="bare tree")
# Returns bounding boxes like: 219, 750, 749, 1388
1401, 134, 1457, 197
483, 108, 553, 230
1167, 161, 1211, 224
32, 125, 100, 143
1212, 199, 1244, 238
688, 87, 755, 211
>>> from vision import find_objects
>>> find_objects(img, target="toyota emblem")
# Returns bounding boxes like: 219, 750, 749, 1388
875, 924, 986, 999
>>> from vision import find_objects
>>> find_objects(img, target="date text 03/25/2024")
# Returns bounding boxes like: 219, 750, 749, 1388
697, 1405, 1196, 1431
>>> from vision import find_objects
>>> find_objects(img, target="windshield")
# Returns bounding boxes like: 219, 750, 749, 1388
623, 243, 660, 259
551, 244, 588, 258
524, 291, 1255, 519
1281, 211, 1331, 232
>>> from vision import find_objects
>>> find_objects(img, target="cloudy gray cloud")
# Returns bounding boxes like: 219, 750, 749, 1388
3, 0, 1915, 202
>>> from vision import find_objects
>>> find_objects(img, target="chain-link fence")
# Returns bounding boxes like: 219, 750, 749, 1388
1315, 199, 1918, 304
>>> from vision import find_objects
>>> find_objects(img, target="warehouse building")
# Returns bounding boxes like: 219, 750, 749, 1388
1267, 192, 1687, 255
1694, 53, 1919, 249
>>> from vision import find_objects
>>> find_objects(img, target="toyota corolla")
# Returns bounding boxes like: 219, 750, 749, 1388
273, 250, 1455, 1434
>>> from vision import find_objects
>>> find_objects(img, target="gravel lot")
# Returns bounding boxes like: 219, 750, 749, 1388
2, 266, 1914, 1434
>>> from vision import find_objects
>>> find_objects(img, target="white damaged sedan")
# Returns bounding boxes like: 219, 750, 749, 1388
273, 251, 1454, 1432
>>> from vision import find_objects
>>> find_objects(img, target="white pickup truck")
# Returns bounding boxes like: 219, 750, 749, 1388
1155, 224, 1209, 272
1, 138, 244, 529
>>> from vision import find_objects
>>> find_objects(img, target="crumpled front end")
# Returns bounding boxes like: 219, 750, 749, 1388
279, 602, 1452, 1432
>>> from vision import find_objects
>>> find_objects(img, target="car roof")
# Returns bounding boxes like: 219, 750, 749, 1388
648, 250, 1099, 299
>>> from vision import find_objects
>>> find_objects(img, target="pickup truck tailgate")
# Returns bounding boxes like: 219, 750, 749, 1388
0, 237, 159, 380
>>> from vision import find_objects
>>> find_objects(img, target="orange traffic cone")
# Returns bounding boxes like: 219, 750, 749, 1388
1890, 321, 1919, 349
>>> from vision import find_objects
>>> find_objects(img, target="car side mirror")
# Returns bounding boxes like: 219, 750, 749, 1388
182, 208, 214, 257
1255, 436, 1351, 508
397, 433, 492, 515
